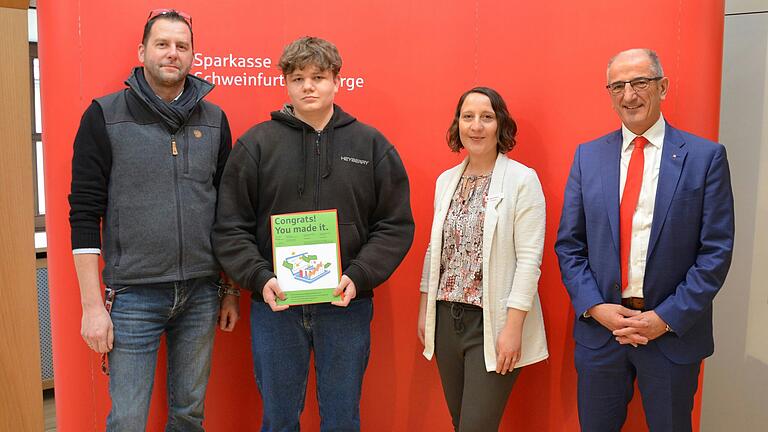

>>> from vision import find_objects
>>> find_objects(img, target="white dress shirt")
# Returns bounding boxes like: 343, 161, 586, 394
619, 114, 666, 298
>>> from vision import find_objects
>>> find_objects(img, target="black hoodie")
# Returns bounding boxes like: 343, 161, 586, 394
212, 104, 414, 301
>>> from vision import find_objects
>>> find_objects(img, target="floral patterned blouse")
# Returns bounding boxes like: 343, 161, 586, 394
436, 173, 491, 306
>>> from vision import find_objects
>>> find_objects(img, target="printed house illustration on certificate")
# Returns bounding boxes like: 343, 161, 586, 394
282, 252, 332, 283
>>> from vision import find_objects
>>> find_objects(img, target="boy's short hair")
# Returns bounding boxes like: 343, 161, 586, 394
279, 36, 342, 77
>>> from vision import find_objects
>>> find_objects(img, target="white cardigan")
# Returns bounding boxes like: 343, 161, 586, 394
420, 153, 549, 372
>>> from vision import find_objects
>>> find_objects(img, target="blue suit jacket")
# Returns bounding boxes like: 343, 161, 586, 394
555, 123, 734, 364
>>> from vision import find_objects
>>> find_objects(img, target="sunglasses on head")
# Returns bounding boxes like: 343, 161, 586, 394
146, 8, 192, 27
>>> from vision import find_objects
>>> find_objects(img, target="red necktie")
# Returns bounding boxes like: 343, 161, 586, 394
620, 136, 648, 291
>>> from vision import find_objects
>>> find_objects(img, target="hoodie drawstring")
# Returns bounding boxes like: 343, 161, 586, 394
322, 125, 334, 179
298, 127, 307, 197
278, 104, 348, 197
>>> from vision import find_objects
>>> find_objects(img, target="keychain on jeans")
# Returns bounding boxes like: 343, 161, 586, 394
101, 287, 116, 376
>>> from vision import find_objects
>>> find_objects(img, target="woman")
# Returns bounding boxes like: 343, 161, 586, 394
418, 87, 548, 431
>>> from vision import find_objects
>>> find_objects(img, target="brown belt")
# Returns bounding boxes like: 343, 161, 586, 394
621, 297, 645, 311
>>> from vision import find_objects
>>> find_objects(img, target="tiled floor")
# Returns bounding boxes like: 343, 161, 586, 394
43, 389, 56, 431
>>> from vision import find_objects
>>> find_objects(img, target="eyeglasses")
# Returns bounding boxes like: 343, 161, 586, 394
606, 77, 662, 95
146, 8, 192, 27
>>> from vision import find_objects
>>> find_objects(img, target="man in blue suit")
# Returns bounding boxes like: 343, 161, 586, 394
555, 48, 734, 431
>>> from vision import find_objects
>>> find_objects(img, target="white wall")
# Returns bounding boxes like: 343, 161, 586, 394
726, 0, 767, 14
701, 2, 768, 430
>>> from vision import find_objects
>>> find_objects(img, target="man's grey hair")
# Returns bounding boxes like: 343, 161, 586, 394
607, 48, 665, 78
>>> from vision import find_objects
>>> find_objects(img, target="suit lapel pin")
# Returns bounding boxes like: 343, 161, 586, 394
672, 154, 677, 159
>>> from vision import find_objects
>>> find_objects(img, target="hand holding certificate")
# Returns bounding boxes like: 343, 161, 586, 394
331, 274, 357, 307
271, 210, 342, 305
262, 277, 289, 311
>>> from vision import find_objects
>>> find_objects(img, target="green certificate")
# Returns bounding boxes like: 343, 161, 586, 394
270, 210, 341, 305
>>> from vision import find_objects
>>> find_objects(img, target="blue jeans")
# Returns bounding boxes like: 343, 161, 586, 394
250, 297, 373, 432
106, 277, 220, 432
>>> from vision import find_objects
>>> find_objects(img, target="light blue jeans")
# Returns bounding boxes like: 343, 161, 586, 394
105, 277, 220, 432
250, 297, 373, 432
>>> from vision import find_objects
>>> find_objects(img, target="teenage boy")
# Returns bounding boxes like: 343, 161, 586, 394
213, 36, 414, 431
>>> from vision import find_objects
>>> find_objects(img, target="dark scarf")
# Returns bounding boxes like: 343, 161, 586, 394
130, 67, 201, 133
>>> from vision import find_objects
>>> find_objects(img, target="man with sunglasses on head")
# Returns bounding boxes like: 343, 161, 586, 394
555, 48, 734, 431
69, 9, 238, 431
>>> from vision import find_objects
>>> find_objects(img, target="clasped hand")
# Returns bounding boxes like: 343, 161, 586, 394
587, 304, 668, 347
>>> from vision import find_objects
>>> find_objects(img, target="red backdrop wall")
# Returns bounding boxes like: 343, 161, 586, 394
38, 1, 725, 430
